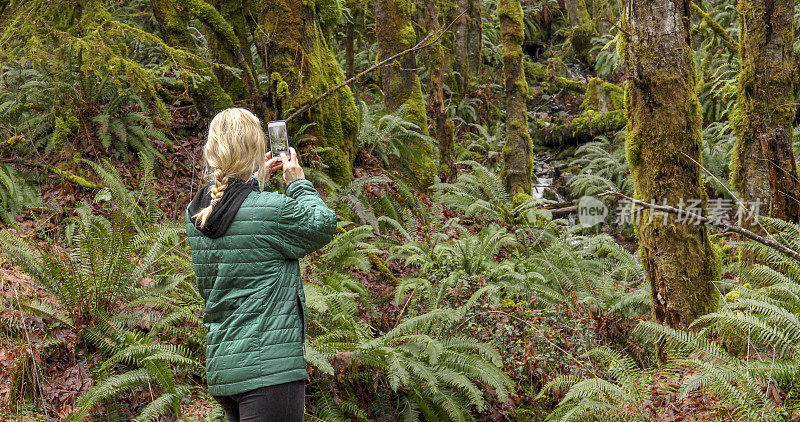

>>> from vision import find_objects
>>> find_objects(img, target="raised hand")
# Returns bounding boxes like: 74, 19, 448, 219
265, 151, 284, 179
281, 147, 305, 184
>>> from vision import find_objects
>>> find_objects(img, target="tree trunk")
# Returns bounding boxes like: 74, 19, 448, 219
564, 0, 597, 64
151, 0, 232, 118
254, 0, 358, 185
421, 0, 454, 177
205, 0, 254, 101
452, 0, 482, 92
624, 0, 719, 331
177, 0, 268, 121
498, 0, 533, 197
466, 0, 482, 80
732, 0, 800, 222
344, 20, 355, 80
374, 0, 436, 188
452, 0, 469, 91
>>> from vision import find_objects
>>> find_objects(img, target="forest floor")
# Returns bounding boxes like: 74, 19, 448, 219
0, 92, 722, 422
0, 55, 758, 422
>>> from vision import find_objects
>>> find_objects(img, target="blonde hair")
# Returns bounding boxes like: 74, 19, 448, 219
192, 107, 269, 228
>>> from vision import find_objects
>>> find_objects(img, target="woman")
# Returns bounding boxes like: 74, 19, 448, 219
185, 108, 337, 421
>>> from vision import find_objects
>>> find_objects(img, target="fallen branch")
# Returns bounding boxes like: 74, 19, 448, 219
285, 12, 464, 123
368, 252, 399, 284
526, 62, 586, 94
1, 158, 104, 190
549, 206, 577, 217
535, 110, 627, 146
601, 191, 800, 263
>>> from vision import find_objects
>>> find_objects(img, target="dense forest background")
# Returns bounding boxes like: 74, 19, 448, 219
2, 0, 800, 420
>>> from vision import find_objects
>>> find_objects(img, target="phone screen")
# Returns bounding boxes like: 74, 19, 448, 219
267, 120, 289, 159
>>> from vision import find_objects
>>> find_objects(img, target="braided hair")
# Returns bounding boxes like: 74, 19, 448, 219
192, 108, 268, 228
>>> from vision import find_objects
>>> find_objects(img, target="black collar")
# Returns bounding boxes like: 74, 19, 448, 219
187, 177, 258, 238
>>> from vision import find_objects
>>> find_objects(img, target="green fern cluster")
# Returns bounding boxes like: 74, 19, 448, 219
589, 34, 621, 79
545, 218, 800, 421
0, 203, 177, 324
301, 217, 515, 420
0, 163, 41, 225
356, 99, 437, 173
69, 313, 200, 422
0, 63, 170, 162
538, 347, 656, 422
567, 134, 631, 198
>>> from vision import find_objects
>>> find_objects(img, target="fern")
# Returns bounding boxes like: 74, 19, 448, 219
0, 163, 41, 226
356, 99, 437, 173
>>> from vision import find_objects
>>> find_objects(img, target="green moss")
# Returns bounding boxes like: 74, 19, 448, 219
180, 0, 237, 47
616, 14, 629, 62
536, 110, 626, 147
569, 22, 597, 64
524, 60, 585, 94
497, 0, 524, 33
499, 0, 533, 195
258, 0, 359, 184
51, 110, 78, 153
315, 0, 342, 35
397, 24, 416, 49
374, 0, 435, 188
534, 77, 625, 147
581, 78, 624, 112
511, 192, 532, 207
153, 0, 233, 116
731, 0, 799, 221
623, 1, 719, 329
205, 0, 252, 100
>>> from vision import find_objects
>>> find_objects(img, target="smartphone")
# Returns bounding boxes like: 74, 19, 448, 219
267, 120, 289, 160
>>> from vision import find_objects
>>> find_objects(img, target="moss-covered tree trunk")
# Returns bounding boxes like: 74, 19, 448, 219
466, 0, 481, 79
343, 0, 364, 81
151, 0, 232, 117
205, 0, 254, 101
624, 0, 719, 331
421, 0, 454, 177
564, 0, 597, 64
374, 0, 436, 188
498, 0, 533, 198
452, 0, 482, 92
344, 19, 356, 80
176, 0, 268, 121
255, 0, 358, 184
732, 0, 800, 222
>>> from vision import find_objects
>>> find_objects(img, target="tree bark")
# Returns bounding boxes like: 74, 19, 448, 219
732, 0, 800, 222
466, 0, 482, 80
374, 0, 436, 188
344, 20, 356, 80
623, 0, 719, 331
564, 0, 597, 64
254, 0, 358, 184
205, 0, 254, 101
498, 0, 533, 197
421, 0, 454, 177
151, 0, 232, 118
452, 0, 482, 92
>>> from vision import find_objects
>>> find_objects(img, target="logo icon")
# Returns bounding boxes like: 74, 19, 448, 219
577, 196, 608, 227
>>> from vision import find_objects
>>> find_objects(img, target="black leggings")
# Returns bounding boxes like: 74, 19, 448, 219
212, 380, 305, 422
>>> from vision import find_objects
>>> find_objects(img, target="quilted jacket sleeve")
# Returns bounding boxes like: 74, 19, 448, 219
275, 178, 337, 259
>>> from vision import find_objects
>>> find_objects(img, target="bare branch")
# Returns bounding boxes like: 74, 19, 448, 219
285, 11, 465, 123
600, 191, 800, 263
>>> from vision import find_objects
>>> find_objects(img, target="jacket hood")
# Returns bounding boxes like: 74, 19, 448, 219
187, 177, 258, 238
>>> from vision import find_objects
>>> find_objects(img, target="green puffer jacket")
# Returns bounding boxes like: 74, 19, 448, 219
185, 178, 337, 397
